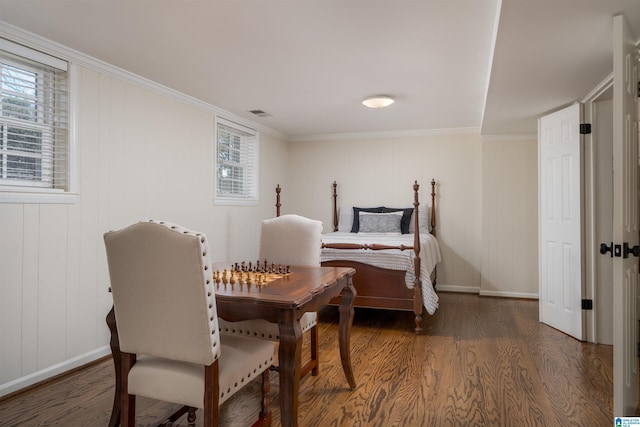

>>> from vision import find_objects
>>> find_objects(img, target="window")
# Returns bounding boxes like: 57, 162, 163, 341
215, 117, 258, 205
0, 38, 72, 201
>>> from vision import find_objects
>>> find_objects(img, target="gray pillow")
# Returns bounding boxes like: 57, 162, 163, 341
358, 212, 402, 234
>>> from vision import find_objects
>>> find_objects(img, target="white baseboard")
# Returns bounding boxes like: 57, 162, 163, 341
436, 284, 480, 293
436, 284, 539, 300
0, 346, 111, 399
479, 290, 539, 299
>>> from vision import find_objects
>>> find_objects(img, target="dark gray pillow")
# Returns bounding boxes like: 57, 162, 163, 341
351, 207, 384, 232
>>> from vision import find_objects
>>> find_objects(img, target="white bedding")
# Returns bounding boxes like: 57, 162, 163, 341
320, 232, 441, 314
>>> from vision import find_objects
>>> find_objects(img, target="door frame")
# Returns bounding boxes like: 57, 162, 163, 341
582, 73, 614, 344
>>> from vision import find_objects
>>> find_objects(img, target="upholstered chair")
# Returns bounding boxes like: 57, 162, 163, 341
104, 220, 274, 427
218, 214, 323, 378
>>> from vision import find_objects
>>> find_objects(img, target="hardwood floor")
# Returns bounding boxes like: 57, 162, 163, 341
0, 293, 613, 426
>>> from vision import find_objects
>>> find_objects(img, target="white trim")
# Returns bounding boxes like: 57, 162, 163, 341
581, 72, 615, 345
217, 117, 256, 137
0, 20, 287, 143
0, 37, 67, 71
479, 289, 539, 299
581, 72, 614, 103
436, 284, 480, 294
293, 127, 481, 143
214, 116, 260, 206
67, 63, 79, 196
0, 46, 77, 203
481, 132, 537, 142
0, 346, 110, 398
0, 191, 78, 204
479, 0, 503, 129
212, 197, 259, 207
436, 284, 539, 300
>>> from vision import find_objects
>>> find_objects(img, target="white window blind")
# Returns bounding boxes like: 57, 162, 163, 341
0, 39, 69, 193
215, 117, 258, 205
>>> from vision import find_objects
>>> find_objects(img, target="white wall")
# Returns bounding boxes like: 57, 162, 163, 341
480, 136, 539, 298
284, 133, 540, 298
0, 64, 288, 397
286, 132, 484, 291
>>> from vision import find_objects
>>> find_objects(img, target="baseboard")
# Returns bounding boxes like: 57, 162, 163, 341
436, 285, 539, 300
436, 284, 480, 294
0, 346, 111, 399
479, 290, 539, 299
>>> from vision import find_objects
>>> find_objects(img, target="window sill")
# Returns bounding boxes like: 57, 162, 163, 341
213, 197, 259, 207
0, 190, 79, 204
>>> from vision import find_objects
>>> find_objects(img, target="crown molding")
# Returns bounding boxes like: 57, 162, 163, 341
292, 126, 481, 143
481, 132, 537, 142
0, 20, 288, 142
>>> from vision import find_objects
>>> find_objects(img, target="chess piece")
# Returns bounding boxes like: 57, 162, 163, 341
222, 269, 229, 288
229, 270, 236, 286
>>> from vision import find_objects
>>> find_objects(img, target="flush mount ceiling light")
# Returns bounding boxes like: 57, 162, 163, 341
362, 95, 395, 108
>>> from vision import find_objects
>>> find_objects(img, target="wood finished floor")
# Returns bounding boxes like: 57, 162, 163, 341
0, 293, 613, 426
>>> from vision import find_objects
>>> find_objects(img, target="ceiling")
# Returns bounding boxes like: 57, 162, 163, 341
0, 0, 639, 140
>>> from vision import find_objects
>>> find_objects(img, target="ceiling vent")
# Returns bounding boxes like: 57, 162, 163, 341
249, 109, 272, 117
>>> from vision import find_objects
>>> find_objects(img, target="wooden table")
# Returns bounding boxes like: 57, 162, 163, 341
106, 265, 357, 427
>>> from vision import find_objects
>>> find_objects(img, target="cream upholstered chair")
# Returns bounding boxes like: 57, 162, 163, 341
104, 220, 274, 426
218, 214, 323, 378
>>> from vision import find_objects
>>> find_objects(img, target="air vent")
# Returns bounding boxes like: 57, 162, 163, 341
249, 109, 272, 118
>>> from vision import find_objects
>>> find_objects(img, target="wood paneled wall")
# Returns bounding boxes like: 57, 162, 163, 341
0, 65, 289, 396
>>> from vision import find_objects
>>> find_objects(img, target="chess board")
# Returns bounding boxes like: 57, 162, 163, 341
213, 260, 291, 290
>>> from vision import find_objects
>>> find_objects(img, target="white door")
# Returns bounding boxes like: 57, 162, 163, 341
612, 14, 639, 416
539, 102, 584, 340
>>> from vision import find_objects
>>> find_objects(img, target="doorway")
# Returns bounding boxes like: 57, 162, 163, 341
584, 82, 614, 345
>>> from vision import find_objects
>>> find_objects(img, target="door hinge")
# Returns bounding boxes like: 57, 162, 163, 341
581, 299, 593, 310
580, 123, 592, 134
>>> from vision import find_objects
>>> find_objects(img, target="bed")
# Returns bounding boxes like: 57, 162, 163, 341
275, 180, 441, 334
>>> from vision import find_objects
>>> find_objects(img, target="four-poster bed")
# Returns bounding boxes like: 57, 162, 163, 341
274, 180, 440, 333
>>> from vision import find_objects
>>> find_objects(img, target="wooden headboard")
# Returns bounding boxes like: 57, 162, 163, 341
330, 179, 436, 237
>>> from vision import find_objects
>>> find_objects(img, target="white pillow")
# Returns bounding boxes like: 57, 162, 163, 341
409, 208, 430, 233
337, 206, 353, 232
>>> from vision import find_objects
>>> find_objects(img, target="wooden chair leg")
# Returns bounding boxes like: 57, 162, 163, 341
203, 361, 220, 427
252, 369, 272, 427
310, 322, 319, 376
187, 407, 197, 425
272, 318, 320, 379
120, 353, 136, 427
299, 323, 319, 379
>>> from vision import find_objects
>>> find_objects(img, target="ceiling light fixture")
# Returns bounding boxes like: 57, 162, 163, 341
362, 95, 395, 108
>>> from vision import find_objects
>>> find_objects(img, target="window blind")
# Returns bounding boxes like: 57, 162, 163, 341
0, 39, 69, 191
215, 117, 258, 204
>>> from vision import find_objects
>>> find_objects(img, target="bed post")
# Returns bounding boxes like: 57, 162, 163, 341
275, 184, 281, 217
413, 180, 423, 334
332, 181, 338, 232
430, 179, 436, 237
430, 179, 438, 290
